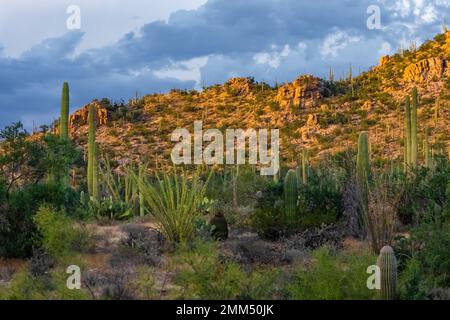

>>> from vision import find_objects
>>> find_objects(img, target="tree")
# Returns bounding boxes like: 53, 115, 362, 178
0, 122, 45, 194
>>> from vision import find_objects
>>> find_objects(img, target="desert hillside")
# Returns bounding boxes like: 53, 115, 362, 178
56, 31, 449, 172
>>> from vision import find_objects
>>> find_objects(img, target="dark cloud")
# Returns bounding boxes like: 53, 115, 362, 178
0, 0, 448, 129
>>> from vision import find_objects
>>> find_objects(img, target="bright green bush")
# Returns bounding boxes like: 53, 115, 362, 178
33, 205, 91, 259
287, 247, 376, 300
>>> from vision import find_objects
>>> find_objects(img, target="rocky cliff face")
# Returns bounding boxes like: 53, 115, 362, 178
69, 100, 108, 130
403, 56, 448, 82
276, 75, 327, 109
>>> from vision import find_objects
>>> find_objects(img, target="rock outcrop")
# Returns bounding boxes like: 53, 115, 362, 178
69, 100, 108, 130
276, 75, 326, 109
224, 77, 254, 97
403, 56, 448, 82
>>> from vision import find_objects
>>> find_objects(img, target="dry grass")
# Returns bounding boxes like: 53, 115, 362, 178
366, 176, 399, 253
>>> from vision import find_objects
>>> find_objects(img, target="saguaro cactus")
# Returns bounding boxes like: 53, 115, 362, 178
301, 149, 308, 185
404, 95, 412, 170
92, 142, 100, 201
424, 129, 431, 168
377, 246, 398, 300
87, 104, 97, 199
434, 99, 440, 126
284, 169, 298, 225
60, 82, 69, 141
410, 87, 418, 167
357, 132, 370, 201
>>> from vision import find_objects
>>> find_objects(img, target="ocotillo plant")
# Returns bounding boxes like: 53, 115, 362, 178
377, 246, 398, 300
87, 104, 97, 199
284, 169, 298, 226
404, 95, 412, 170
60, 82, 69, 141
356, 132, 370, 225
410, 87, 418, 167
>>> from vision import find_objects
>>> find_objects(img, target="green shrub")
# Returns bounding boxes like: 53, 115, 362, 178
33, 205, 91, 260
172, 241, 283, 300
287, 247, 376, 300
0, 183, 82, 258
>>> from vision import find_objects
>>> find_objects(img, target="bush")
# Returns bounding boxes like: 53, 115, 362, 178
173, 241, 283, 300
0, 183, 85, 258
249, 181, 285, 240
286, 247, 376, 300
33, 205, 91, 260
396, 221, 450, 299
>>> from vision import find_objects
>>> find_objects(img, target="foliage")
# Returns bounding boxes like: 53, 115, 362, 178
33, 205, 91, 260
0, 122, 45, 192
135, 168, 211, 243
88, 197, 134, 221
0, 183, 80, 258
286, 247, 376, 300
172, 240, 283, 300
42, 134, 81, 185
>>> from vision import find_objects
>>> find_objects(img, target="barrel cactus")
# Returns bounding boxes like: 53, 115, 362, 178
210, 210, 228, 241
377, 246, 397, 300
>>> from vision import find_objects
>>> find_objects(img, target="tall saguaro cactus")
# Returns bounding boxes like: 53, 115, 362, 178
284, 169, 298, 226
410, 87, 418, 167
60, 82, 70, 141
404, 95, 412, 170
377, 246, 398, 300
92, 142, 100, 201
424, 129, 431, 168
87, 104, 97, 200
356, 132, 370, 227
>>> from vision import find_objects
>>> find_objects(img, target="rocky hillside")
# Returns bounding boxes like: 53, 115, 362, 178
67, 31, 450, 172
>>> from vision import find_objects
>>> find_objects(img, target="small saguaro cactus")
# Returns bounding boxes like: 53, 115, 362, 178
410, 87, 418, 167
284, 169, 298, 225
60, 82, 69, 141
377, 246, 398, 300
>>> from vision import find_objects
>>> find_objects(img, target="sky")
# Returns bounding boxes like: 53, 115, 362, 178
0, 0, 448, 129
